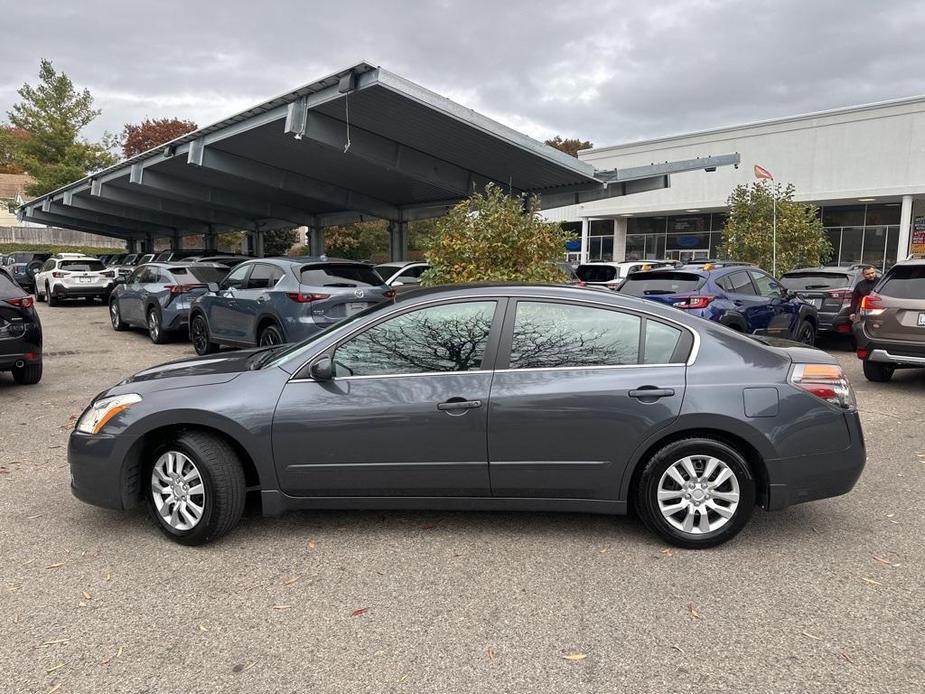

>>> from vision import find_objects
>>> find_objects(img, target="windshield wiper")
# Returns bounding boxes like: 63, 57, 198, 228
247, 346, 285, 370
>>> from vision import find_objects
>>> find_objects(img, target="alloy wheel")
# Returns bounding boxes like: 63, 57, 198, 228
259, 326, 281, 346
150, 451, 206, 531
148, 311, 160, 341
110, 302, 120, 328
656, 455, 740, 535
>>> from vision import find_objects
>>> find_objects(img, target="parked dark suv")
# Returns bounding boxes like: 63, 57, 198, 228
4, 251, 52, 293
189, 257, 394, 354
854, 259, 925, 381
779, 266, 867, 336
0, 267, 42, 384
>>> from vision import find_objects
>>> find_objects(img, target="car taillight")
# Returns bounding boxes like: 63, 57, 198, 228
790, 363, 856, 409
287, 292, 330, 303
672, 295, 715, 309
164, 284, 206, 294
103, 271, 115, 278
52, 271, 65, 278
827, 288, 853, 307
575, 281, 587, 287
6, 296, 34, 308
856, 349, 870, 360
860, 292, 884, 316
383, 289, 396, 299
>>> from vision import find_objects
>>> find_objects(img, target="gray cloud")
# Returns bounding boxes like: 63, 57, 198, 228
3, 0, 925, 149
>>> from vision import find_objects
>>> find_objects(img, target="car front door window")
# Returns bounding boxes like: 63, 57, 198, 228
333, 301, 496, 377
221, 264, 250, 290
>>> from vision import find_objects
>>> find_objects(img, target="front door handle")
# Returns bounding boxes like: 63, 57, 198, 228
437, 398, 482, 415
257, 294, 270, 303
628, 387, 675, 400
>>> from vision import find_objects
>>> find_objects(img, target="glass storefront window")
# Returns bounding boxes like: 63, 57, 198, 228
823, 206, 866, 227
839, 227, 864, 265
625, 234, 645, 260
628, 217, 665, 235
885, 226, 899, 267
863, 205, 901, 226
670, 215, 708, 233
667, 232, 710, 251
862, 226, 889, 268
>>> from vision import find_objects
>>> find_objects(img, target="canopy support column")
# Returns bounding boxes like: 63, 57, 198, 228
310, 226, 325, 256
255, 230, 265, 258
389, 221, 409, 262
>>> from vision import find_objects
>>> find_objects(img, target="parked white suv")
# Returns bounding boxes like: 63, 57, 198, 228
34, 254, 116, 306
575, 260, 675, 290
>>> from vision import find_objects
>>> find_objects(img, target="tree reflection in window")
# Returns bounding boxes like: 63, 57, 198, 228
334, 302, 496, 377
509, 302, 640, 369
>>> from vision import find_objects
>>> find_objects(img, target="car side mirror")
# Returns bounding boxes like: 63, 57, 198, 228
309, 355, 333, 381
392, 280, 404, 286
207, 282, 220, 293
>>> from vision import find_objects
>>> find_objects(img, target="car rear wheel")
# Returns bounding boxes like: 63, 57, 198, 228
190, 314, 218, 355
145, 431, 246, 546
35, 285, 45, 302
862, 360, 894, 382
46, 283, 59, 307
635, 438, 755, 549
258, 323, 284, 346
12, 362, 42, 385
796, 320, 815, 345
147, 307, 167, 344
109, 300, 127, 331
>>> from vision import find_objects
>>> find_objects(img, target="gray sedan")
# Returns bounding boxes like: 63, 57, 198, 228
69, 284, 865, 548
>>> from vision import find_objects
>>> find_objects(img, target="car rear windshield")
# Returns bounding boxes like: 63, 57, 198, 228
300, 264, 382, 287
0, 272, 19, 294
375, 264, 402, 279
169, 266, 228, 283
576, 265, 617, 282
619, 271, 705, 296
879, 265, 925, 299
779, 272, 851, 290
60, 260, 106, 271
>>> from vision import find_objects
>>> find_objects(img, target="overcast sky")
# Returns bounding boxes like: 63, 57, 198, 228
4, 0, 925, 149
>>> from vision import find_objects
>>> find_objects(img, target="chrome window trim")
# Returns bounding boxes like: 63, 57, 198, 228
286, 291, 701, 383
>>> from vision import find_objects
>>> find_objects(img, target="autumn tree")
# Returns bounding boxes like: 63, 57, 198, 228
545, 135, 593, 157
717, 181, 831, 275
0, 126, 29, 174
422, 184, 569, 285
121, 117, 198, 158
321, 220, 389, 260
8, 59, 117, 196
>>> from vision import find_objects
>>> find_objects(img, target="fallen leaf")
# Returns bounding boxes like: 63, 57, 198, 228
486, 647, 495, 660
307, 540, 317, 551
116, 646, 123, 658
42, 639, 69, 647
840, 651, 855, 665
284, 576, 300, 586
562, 653, 587, 661
104, 570, 112, 582
47, 685, 62, 694
871, 555, 895, 566
46, 663, 65, 673
801, 630, 821, 641
688, 603, 701, 620
198, 624, 208, 632
46, 563, 65, 569
232, 664, 245, 673
661, 548, 674, 558
27, 514, 43, 519
861, 577, 882, 586
82, 591, 92, 601
598, 546, 609, 554
885, 514, 895, 518
272, 605, 291, 610
671, 645, 684, 654
351, 607, 368, 617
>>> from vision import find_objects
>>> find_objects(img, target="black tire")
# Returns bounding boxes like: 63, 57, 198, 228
147, 306, 168, 344
36, 285, 46, 302
862, 360, 894, 382
47, 283, 59, 307
12, 362, 42, 385
190, 313, 219, 355
258, 323, 284, 347
109, 300, 128, 331
144, 430, 246, 546
796, 320, 815, 345
635, 438, 756, 549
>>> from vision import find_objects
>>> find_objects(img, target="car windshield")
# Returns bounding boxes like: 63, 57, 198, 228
619, 271, 705, 296
779, 272, 851, 290
576, 265, 617, 282
300, 264, 382, 287
59, 260, 106, 271
879, 265, 925, 298
375, 264, 402, 280
169, 266, 229, 283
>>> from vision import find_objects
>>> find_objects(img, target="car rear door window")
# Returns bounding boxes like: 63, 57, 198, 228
721, 271, 758, 295
644, 321, 683, 364
508, 301, 641, 369
878, 265, 925, 298
301, 264, 382, 287
333, 301, 497, 377
619, 272, 705, 296
246, 264, 284, 289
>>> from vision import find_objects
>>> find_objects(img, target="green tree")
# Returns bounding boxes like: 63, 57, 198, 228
8, 59, 117, 196
421, 184, 569, 286
544, 135, 593, 157
322, 220, 389, 260
717, 181, 831, 275
262, 228, 300, 256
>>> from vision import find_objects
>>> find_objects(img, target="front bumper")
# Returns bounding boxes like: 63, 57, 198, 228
68, 431, 136, 511
764, 410, 865, 510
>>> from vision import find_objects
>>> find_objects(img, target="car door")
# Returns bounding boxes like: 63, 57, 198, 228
235, 263, 281, 343
716, 270, 766, 331
207, 263, 252, 343
271, 299, 503, 497
487, 299, 690, 500
119, 266, 149, 325
749, 270, 797, 337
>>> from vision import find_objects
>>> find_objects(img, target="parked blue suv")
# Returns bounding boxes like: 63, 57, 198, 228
618, 263, 818, 343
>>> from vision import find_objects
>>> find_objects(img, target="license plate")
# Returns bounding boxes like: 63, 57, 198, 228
918, 313, 925, 327
345, 302, 367, 315
78, 276, 94, 283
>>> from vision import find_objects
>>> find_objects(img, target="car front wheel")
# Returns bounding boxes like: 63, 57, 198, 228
862, 360, 894, 382
146, 431, 246, 545
635, 438, 755, 549
190, 314, 219, 355
110, 300, 127, 331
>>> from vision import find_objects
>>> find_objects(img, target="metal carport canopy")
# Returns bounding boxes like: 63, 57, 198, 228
17, 62, 739, 257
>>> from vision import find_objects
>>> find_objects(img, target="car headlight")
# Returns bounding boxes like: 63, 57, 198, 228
76, 394, 142, 434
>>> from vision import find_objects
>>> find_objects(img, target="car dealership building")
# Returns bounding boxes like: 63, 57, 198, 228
544, 95, 925, 271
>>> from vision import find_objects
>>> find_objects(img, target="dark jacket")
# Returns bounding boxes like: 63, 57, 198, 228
850, 278, 878, 313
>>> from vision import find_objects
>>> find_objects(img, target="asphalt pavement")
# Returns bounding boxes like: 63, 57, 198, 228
1, 301, 923, 694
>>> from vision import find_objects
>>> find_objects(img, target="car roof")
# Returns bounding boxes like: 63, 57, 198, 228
246, 255, 372, 267
783, 266, 854, 274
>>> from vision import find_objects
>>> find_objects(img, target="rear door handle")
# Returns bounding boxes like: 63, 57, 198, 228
257, 295, 269, 303
628, 387, 675, 400
437, 398, 482, 413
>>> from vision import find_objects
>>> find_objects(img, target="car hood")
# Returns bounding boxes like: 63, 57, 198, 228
747, 335, 836, 364
118, 348, 269, 388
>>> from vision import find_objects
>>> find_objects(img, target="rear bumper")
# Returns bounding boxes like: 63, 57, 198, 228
0, 347, 41, 370
764, 411, 865, 510
817, 310, 851, 333
53, 283, 113, 298
854, 324, 925, 366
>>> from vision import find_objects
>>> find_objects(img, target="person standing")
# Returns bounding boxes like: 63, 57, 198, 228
849, 265, 879, 320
